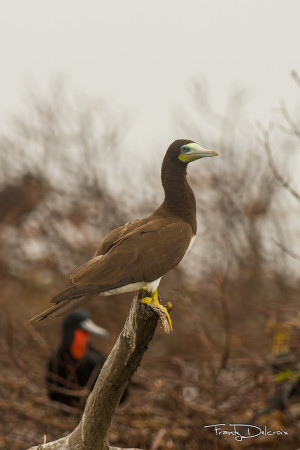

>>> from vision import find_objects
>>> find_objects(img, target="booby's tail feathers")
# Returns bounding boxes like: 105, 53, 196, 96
29, 284, 102, 322
50, 284, 102, 303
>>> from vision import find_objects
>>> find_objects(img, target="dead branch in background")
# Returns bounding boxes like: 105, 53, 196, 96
256, 72, 300, 268
257, 70, 300, 204
29, 290, 159, 450
291, 70, 300, 88
272, 237, 300, 262
278, 100, 300, 138
215, 273, 231, 374
257, 122, 300, 202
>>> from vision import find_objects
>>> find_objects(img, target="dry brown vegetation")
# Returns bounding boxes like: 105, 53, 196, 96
0, 78, 300, 449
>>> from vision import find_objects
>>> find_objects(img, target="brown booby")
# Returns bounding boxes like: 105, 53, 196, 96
31, 139, 218, 331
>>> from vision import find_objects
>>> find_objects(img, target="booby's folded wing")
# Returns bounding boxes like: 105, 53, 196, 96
95, 217, 148, 256
70, 220, 193, 288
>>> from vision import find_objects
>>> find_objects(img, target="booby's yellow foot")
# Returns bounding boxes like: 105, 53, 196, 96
141, 296, 153, 305
141, 290, 173, 334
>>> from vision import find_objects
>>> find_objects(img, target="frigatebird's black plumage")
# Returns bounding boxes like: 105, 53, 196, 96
46, 310, 108, 406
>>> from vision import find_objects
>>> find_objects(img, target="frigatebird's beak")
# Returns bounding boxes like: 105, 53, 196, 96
81, 318, 109, 339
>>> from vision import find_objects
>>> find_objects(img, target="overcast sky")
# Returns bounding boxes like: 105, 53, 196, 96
1, 0, 300, 151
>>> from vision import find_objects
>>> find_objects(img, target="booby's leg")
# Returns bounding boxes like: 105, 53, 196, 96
141, 289, 172, 332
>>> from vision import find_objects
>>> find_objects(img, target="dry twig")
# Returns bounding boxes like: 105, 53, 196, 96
257, 123, 300, 202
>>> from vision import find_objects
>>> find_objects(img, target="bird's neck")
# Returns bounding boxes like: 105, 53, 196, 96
160, 157, 197, 233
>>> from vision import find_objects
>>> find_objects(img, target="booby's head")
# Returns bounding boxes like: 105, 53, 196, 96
177, 139, 218, 163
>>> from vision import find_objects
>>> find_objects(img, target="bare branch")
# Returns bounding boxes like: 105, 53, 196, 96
291, 70, 300, 89
215, 273, 231, 373
279, 100, 300, 139
257, 122, 300, 202
272, 237, 300, 261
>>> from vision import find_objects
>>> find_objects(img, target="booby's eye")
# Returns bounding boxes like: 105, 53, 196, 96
181, 145, 190, 153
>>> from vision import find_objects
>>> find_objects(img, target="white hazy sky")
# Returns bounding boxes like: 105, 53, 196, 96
1, 0, 300, 150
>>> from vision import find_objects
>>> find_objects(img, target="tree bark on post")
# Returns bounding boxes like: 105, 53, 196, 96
29, 290, 160, 450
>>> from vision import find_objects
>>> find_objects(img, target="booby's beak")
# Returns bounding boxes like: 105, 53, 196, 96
80, 319, 109, 339
178, 142, 218, 163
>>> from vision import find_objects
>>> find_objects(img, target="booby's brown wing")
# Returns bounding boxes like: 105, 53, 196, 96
94, 217, 149, 256
35, 219, 192, 319
69, 219, 193, 288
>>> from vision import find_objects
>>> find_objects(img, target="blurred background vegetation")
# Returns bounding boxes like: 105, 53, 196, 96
0, 74, 299, 449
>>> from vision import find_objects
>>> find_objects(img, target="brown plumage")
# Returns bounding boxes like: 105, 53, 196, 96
30, 139, 218, 322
